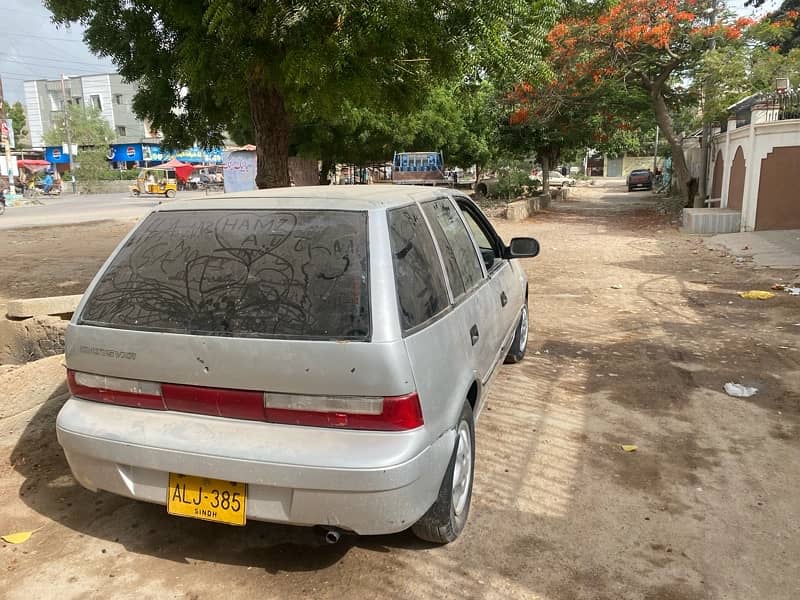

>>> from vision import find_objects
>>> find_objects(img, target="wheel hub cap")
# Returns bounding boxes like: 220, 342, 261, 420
452, 421, 473, 516
519, 306, 529, 353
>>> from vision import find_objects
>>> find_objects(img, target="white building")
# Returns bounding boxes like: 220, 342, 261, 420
24, 73, 159, 147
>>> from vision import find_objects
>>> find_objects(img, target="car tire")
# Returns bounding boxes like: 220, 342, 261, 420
412, 401, 475, 544
504, 303, 529, 364
476, 182, 488, 196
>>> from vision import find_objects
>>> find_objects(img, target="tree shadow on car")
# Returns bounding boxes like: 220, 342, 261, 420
9, 387, 434, 572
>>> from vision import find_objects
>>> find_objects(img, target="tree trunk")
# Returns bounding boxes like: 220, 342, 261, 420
473, 163, 482, 191
248, 83, 290, 188
541, 155, 550, 194
652, 89, 690, 206
319, 159, 335, 185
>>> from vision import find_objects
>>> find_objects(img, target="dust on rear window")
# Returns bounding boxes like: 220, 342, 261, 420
79, 210, 370, 339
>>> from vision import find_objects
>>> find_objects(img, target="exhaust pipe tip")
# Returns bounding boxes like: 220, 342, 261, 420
315, 526, 343, 545
324, 529, 341, 544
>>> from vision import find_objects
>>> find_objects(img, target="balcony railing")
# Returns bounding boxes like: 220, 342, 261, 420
765, 89, 800, 121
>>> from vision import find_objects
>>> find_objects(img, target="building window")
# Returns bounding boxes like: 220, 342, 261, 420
114, 94, 123, 105
73, 97, 82, 106
116, 126, 127, 136
90, 94, 102, 110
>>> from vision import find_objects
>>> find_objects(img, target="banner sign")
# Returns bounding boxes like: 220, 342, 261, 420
223, 150, 257, 193
109, 143, 223, 164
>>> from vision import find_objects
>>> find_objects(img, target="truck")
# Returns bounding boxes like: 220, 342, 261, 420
392, 151, 448, 185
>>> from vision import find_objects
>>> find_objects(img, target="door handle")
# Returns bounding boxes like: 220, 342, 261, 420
500, 291, 508, 307
470, 324, 480, 346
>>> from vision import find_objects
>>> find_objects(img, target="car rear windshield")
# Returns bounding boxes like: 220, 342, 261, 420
79, 209, 370, 340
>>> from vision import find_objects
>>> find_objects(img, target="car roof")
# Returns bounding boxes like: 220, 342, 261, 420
159, 185, 465, 212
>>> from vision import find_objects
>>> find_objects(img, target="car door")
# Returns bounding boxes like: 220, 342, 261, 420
420, 197, 493, 384
455, 198, 523, 375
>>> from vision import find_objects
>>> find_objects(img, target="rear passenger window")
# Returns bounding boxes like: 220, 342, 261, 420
79, 210, 370, 340
388, 205, 450, 332
421, 198, 484, 298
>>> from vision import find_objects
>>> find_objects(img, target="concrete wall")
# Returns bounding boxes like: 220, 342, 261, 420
288, 157, 319, 186
622, 155, 662, 177
601, 154, 663, 178
714, 111, 800, 231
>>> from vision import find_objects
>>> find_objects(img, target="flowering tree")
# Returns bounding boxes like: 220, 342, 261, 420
546, 0, 757, 203
506, 66, 652, 192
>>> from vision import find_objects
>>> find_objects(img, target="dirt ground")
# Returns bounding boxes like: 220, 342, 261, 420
1, 183, 798, 600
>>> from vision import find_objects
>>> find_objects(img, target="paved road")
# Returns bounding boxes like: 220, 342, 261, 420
0, 191, 207, 230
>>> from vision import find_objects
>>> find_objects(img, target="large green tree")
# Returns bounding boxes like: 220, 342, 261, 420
45, 0, 558, 189
43, 104, 116, 147
1, 101, 28, 144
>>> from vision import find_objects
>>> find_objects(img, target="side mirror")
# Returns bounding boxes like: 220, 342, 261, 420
508, 237, 540, 258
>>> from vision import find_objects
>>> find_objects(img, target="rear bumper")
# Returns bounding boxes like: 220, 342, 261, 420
56, 398, 454, 535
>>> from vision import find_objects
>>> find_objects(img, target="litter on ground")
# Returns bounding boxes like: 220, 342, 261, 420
724, 383, 759, 398
738, 291, 775, 300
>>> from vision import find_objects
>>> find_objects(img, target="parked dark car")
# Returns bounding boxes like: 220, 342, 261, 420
627, 169, 653, 192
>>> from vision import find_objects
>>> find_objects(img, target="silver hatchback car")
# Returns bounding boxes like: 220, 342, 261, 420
57, 186, 538, 543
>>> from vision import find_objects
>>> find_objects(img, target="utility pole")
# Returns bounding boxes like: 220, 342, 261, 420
0, 75, 11, 191
697, 0, 718, 208
653, 126, 660, 173
60, 74, 77, 193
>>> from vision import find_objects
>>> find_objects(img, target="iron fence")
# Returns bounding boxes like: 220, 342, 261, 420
765, 89, 800, 121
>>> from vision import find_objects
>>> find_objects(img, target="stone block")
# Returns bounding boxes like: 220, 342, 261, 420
6, 294, 83, 319
505, 200, 529, 221
682, 208, 741, 234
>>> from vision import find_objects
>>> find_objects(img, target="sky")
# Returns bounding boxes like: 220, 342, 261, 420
0, 0, 115, 104
0, 0, 784, 106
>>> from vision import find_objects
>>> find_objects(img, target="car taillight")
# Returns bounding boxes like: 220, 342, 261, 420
263, 392, 424, 431
67, 370, 423, 431
67, 370, 165, 410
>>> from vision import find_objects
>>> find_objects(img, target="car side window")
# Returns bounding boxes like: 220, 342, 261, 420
387, 205, 450, 332
458, 202, 503, 272
421, 199, 484, 298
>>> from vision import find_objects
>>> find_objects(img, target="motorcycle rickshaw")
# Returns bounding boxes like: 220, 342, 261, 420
129, 168, 178, 198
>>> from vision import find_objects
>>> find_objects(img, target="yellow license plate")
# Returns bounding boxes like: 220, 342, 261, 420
167, 473, 247, 526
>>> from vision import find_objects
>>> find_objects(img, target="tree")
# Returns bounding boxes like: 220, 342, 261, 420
547, 0, 755, 204
1, 101, 28, 144
46, 0, 558, 189
748, 0, 800, 53
505, 68, 653, 192
43, 104, 116, 147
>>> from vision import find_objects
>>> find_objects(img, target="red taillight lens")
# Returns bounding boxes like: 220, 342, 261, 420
161, 384, 265, 420
67, 370, 424, 431
67, 370, 165, 410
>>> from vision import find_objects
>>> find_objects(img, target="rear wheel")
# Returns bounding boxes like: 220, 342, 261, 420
412, 402, 474, 544
504, 303, 529, 364
131, 188, 140, 196
165, 189, 176, 198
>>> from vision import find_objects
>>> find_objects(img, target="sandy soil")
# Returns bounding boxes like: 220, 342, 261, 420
0, 184, 798, 600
